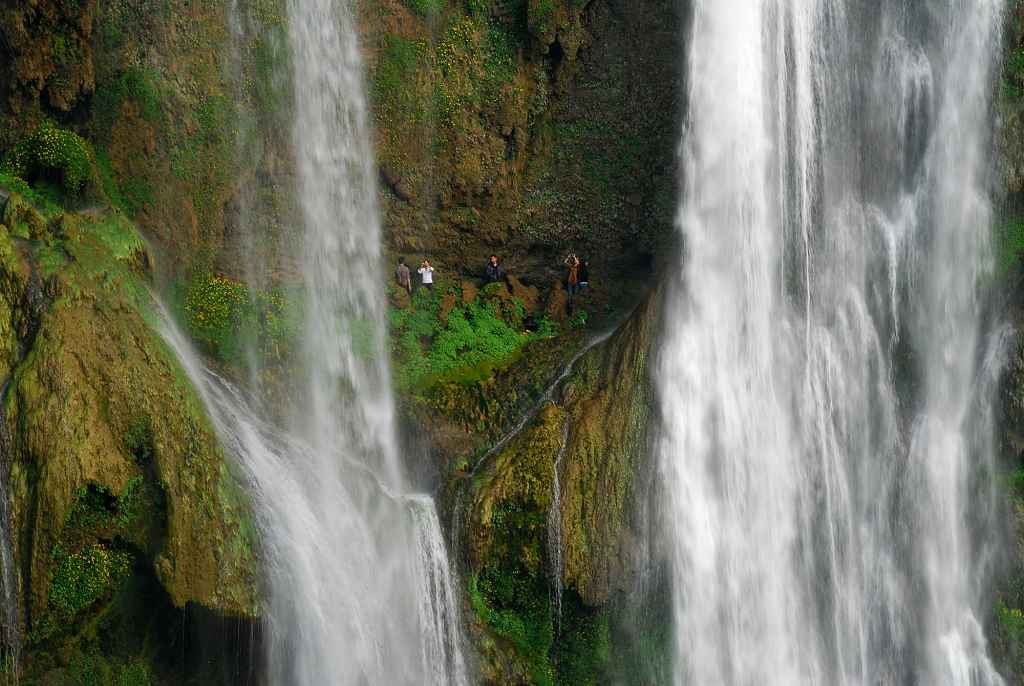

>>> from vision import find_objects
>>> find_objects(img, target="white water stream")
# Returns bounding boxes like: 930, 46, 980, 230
659, 2, 1006, 685
162, 0, 470, 682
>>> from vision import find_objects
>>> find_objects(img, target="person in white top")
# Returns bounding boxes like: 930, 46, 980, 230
417, 259, 435, 292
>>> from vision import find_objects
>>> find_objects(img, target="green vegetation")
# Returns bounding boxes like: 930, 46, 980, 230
64, 477, 157, 544
93, 66, 162, 136
470, 501, 556, 685
469, 507, 612, 685
996, 217, 1024, 279
556, 595, 611, 685
1, 121, 96, 197
251, 26, 292, 118
405, 0, 444, 16
390, 282, 531, 388
529, 0, 556, 35
999, 600, 1024, 644
182, 271, 300, 365
373, 10, 524, 137
169, 94, 235, 224
48, 545, 132, 619
0, 172, 61, 215
125, 417, 154, 464
66, 654, 153, 686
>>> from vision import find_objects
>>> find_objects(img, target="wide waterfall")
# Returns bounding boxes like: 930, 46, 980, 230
658, 2, 1006, 685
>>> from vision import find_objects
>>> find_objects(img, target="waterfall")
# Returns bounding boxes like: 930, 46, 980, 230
170, 0, 469, 681
157, 308, 468, 685
547, 419, 570, 633
658, 2, 1005, 685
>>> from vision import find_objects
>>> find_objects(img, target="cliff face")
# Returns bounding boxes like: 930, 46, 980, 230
453, 291, 665, 685
0, 188, 258, 683
363, 0, 681, 285
0, 0, 684, 682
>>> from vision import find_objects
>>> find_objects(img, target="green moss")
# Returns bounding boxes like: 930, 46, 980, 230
94, 67, 162, 137
1, 121, 96, 197
373, 36, 429, 129
251, 26, 292, 118
555, 594, 610, 685
1005, 46, 1024, 101
168, 94, 235, 226
0, 173, 61, 215
470, 501, 556, 685
125, 416, 154, 464
528, 0, 556, 34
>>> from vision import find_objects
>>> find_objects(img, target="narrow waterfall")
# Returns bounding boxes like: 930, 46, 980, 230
165, 0, 468, 682
547, 419, 570, 632
658, 2, 1005, 685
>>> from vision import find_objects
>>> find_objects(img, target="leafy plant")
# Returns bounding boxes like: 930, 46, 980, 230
49, 544, 132, 618
390, 284, 531, 388
2, 120, 95, 196
182, 272, 300, 365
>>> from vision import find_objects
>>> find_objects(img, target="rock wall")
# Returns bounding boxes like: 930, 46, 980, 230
454, 290, 665, 684
0, 189, 259, 684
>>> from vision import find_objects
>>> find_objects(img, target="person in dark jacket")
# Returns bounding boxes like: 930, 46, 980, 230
395, 257, 412, 294
485, 254, 504, 283
578, 259, 590, 291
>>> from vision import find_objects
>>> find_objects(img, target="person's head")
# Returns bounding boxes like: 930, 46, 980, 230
399, 256, 406, 265
490, 254, 498, 265
423, 259, 430, 266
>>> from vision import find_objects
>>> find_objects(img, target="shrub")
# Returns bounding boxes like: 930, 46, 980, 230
2, 120, 95, 196
183, 272, 299, 365
390, 284, 530, 388
469, 501, 555, 685
1005, 47, 1024, 100
67, 654, 153, 686
184, 273, 248, 355
49, 544, 132, 618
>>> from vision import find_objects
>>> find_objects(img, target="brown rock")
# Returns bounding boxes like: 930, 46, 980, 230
506, 274, 540, 313
461, 279, 478, 305
544, 279, 569, 323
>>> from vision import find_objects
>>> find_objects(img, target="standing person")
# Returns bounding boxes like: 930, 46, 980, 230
418, 259, 435, 292
578, 259, 590, 291
485, 254, 504, 283
564, 253, 580, 297
395, 256, 412, 294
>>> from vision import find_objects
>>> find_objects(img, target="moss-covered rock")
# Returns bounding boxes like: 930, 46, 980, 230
453, 287, 660, 684
0, 185, 258, 681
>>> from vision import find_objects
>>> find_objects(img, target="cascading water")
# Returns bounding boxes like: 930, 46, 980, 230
547, 419, 570, 632
161, 0, 469, 682
157, 308, 468, 685
658, 2, 1006, 685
